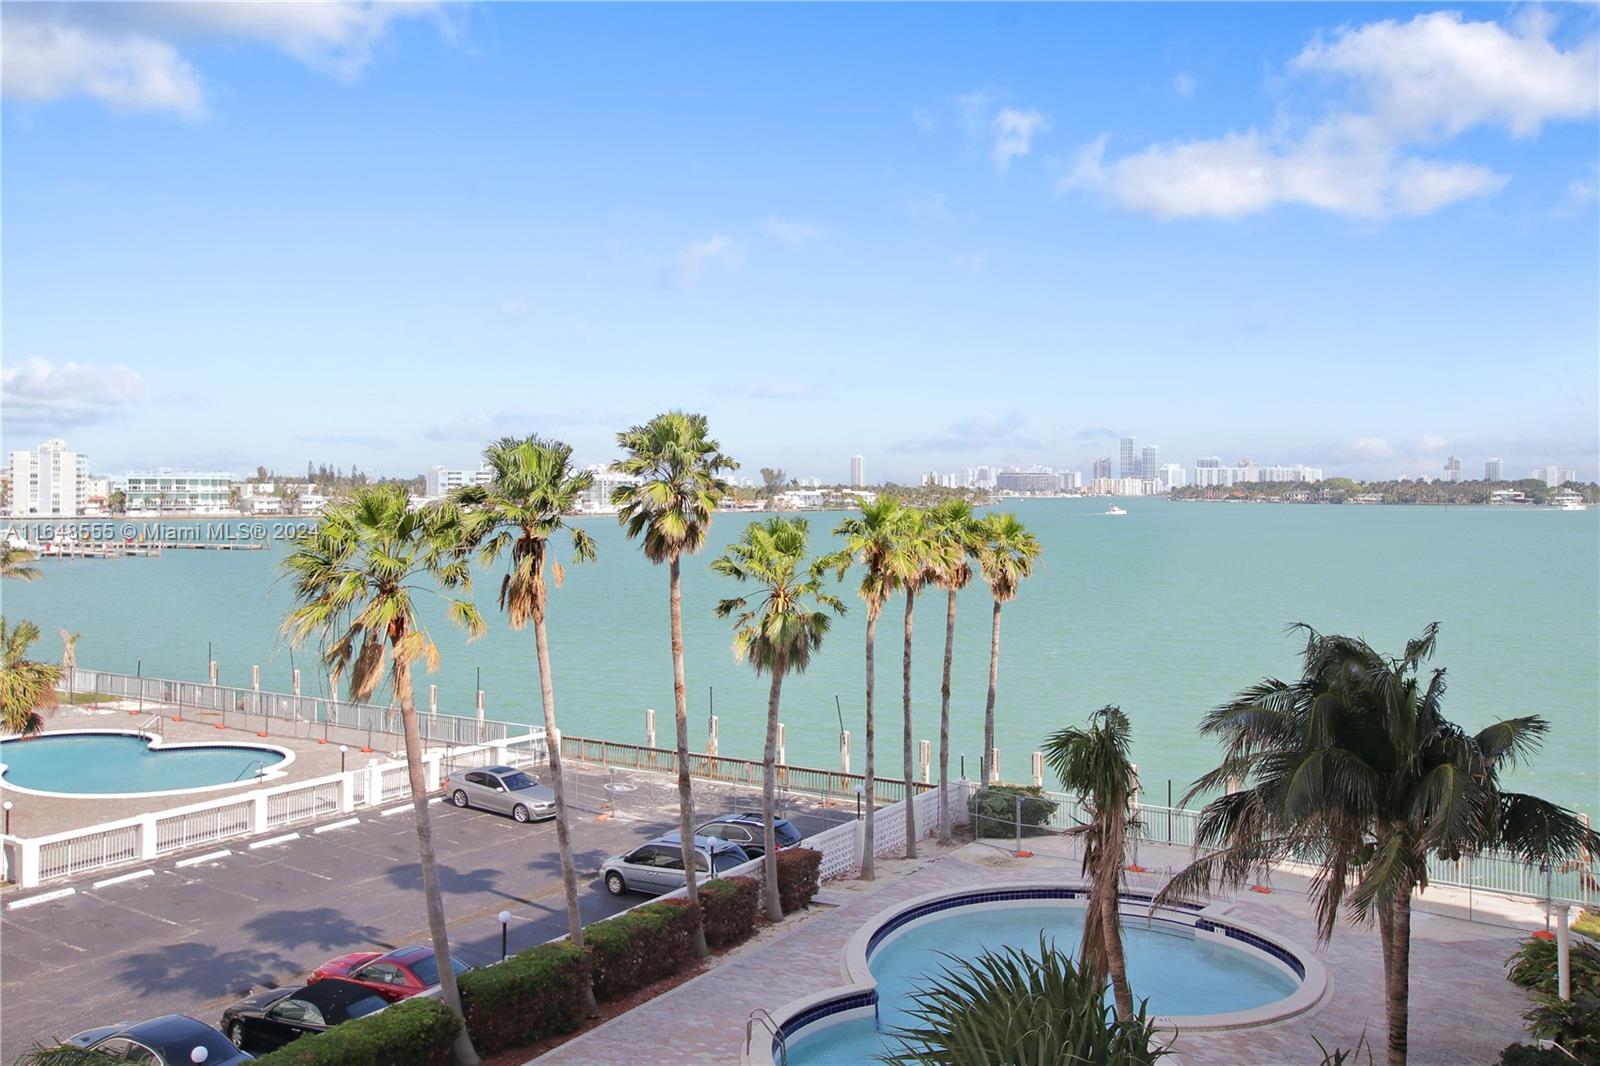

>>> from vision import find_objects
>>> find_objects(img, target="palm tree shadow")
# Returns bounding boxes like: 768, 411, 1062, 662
116, 942, 297, 999
383, 861, 527, 902
240, 907, 389, 953
524, 847, 609, 878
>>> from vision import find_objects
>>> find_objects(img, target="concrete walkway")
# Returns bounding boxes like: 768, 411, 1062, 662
534, 835, 1544, 1066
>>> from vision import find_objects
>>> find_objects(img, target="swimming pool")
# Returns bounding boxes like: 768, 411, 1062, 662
763, 885, 1325, 1065
0, 730, 291, 796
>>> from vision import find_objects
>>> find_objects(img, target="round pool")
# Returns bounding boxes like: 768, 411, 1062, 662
0, 730, 291, 797
766, 885, 1324, 1065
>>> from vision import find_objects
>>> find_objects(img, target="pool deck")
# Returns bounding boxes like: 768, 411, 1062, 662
0, 701, 373, 840
533, 834, 1547, 1066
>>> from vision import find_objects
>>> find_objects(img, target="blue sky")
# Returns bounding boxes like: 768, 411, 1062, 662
3, 2, 1596, 483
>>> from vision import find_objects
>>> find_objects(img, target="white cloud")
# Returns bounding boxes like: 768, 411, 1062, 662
667, 234, 741, 286
764, 218, 822, 246
1, 2, 444, 116
1173, 72, 1197, 99
2, 357, 149, 428
991, 108, 1048, 174
1418, 433, 1448, 453
1349, 436, 1398, 460
1062, 12, 1593, 220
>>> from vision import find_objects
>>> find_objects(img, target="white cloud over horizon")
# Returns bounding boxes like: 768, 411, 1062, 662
2, 357, 150, 429
666, 234, 742, 286
764, 217, 823, 246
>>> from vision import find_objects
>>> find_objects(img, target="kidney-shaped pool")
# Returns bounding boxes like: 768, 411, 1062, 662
0, 730, 290, 796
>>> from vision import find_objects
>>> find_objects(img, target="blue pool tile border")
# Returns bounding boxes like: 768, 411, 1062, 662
778, 989, 877, 1044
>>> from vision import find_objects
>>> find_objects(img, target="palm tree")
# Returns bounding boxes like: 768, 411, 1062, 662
1159, 624, 1600, 1066
713, 517, 845, 918
1042, 706, 1138, 1021
613, 411, 737, 959
2, 619, 60, 736
449, 436, 599, 1011
972, 513, 1041, 783
925, 500, 978, 844
58, 630, 81, 674
281, 484, 485, 1066
896, 507, 937, 860
830, 497, 913, 880
1, 544, 42, 582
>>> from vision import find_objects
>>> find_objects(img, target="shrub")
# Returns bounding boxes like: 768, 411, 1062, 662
775, 847, 822, 914
1507, 935, 1600, 1064
699, 875, 759, 949
585, 900, 697, 1001
968, 784, 1059, 839
251, 996, 459, 1066
1499, 1044, 1578, 1066
459, 941, 587, 1054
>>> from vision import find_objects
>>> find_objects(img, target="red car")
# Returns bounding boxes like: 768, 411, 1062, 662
307, 945, 471, 1003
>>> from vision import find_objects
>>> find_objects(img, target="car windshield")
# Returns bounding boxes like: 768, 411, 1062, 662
501, 772, 537, 791
713, 850, 748, 873
409, 954, 468, 987
150, 1026, 237, 1062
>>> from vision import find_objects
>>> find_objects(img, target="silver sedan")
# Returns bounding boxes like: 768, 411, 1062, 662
444, 765, 556, 823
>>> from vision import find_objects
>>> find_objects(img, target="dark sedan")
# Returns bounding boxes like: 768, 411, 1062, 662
66, 1015, 252, 1064
308, 945, 471, 1002
221, 978, 389, 1053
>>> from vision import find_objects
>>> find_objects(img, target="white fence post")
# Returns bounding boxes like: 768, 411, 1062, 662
140, 814, 159, 860
423, 752, 442, 791
209, 660, 218, 685
919, 739, 931, 784
989, 748, 1001, 784
840, 730, 851, 775
777, 722, 786, 766
252, 665, 260, 692
1031, 752, 1043, 788
20, 840, 41, 888
339, 770, 356, 813
293, 669, 301, 696
645, 708, 656, 749
429, 685, 438, 716
366, 759, 382, 807
707, 715, 719, 757
252, 793, 270, 833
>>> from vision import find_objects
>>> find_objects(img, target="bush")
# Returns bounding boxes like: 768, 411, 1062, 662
699, 875, 759, 948
458, 941, 587, 1054
775, 847, 822, 914
1499, 1044, 1578, 1066
1507, 935, 1600, 1064
968, 784, 1059, 839
585, 900, 697, 1001
252, 996, 459, 1066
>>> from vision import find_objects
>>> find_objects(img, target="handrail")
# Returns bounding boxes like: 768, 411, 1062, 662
746, 1008, 788, 1066
141, 714, 163, 738
232, 759, 267, 783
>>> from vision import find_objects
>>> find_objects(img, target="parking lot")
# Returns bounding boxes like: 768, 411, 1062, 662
0, 762, 849, 1059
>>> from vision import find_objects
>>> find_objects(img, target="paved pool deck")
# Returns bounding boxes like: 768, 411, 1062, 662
534, 834, 1549, 1066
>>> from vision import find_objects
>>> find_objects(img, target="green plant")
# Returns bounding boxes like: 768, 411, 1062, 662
1576, 910, 1600, 939
1314, 1028, 1374, 1065
1506, 935, 1600, 1062
774, 847, 822, 914
699, 875, 759, 949
879, 935, 1166, 1066
584, 900, 697, 1000
1508, 936, 1600, 994
967, 784, 1059, 839
11, 1046, 122, 1065
1498, 1045, 1575, 1066
252, 996, 459, 1066
458, 941, 587, 1054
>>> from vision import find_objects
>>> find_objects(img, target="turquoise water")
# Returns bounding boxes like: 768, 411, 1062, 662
0, 732, 285, 793
787, 903, 1299, 1065
4, 501, 1596, 814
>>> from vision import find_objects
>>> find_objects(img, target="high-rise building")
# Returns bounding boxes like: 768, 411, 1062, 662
1140, 445, 1161, 481
995, 471, 1061, 494
1195, 456, 1223, 470
1061, 471, 1082, 492
1092, 457, 1112, 480
850, 455, 865, 488
7, 438, 93, 516
1443, 456, 1462, 483
424, 464, 493, 498
1119, 437, 1139, 479
1485, 458, 1503, 481
1159, 463, 1187, 490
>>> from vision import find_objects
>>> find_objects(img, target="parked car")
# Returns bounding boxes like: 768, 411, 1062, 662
65, 1015, 253, 1064
308, 945, 471, 1003
442, 764, 556, 822
600, 832, 751, 896
220, 978, 388, 1053
694, 812, 803, 858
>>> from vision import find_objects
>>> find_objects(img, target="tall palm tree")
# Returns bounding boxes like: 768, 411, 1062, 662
2, 619, 60, 736
450, 436, 599, 1012
281, 484, 484, 1066
713, 517, 845, 918
58, 629, 81, 674
830, 497, 913, 880
925, 500, 978, 844
896, 507, 937, 859
1042, 706, 1138, 1021
1159, 624, 1600, 1066
972, 513, 1041, 783
613, 411, 737, 959
1, 544, 42, 582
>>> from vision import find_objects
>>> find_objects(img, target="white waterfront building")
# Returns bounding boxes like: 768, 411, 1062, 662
7, 439, 94, 516
576, 464, 643, 514
121, 470, 238, 513
424, 464, 493, 499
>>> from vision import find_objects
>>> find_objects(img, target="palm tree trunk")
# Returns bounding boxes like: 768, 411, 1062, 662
902, 588, 918, 860
983, 598, 1002, 783
533, 605, 598, 1014
861, 613, 876, 881
762, 668, 785, 920
1383, 892, 1412, 1066
393, 653, 480, 1066
669, 557, 708, 958
1101, 822, 1134, 1022
938, 588, 956, 844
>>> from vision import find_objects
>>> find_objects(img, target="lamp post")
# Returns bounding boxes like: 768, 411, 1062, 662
3, 801, 11, 835
854, 784, 864, 821
340, 745, 348, 774
191, 1047, 209, 1064
498, 910, 511, 961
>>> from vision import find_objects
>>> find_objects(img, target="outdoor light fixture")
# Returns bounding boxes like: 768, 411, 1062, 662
340, 744, 348, 773
854, 784, 864, 821
498, 910, 512, 960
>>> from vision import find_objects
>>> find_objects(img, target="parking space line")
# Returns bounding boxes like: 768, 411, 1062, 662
8, 888, 75, 910
380, 805, 411, 816
92, 869, 155, 889
174, 848, 232, 868
248, 832, 301, 850
313, 817, 361, 833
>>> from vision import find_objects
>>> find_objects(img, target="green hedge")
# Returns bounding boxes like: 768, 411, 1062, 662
251, 995, 458, 1066
968, 784, 1059, 839
585, 900, 697, 1001
775, 847, 822, 914
459, 941, 587, 1054
700, 876, 760, 949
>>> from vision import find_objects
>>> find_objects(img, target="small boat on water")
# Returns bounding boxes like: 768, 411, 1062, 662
2, 528, 42, 552
1549, 490, 1589, 512
1104, 505, 1127, 516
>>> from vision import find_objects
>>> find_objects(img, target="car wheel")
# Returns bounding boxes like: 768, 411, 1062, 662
228, 1021, 246, 1048
605, 871, 626, 895
452, 790, 469, 808
513, 804, 530, 823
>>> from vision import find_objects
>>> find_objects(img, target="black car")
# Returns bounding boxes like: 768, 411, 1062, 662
220, 978, 388, 1053
66, 1015, 253, 1064
694, 812, 803, 858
